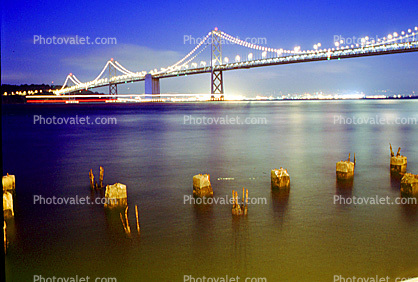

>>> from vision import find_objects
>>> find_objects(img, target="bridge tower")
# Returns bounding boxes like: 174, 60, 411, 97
109, 59, 118, 96
145, 74, 160, 99
211, 28, 224, 101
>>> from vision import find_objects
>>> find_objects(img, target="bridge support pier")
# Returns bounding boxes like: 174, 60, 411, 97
211, 29, 224, 101
211, 70, 224, 100
108, 60, 118, 96
145, 74, 160, 98
109, 84, 117, 96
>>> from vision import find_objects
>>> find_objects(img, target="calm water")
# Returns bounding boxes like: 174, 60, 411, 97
3, 100, 418, 282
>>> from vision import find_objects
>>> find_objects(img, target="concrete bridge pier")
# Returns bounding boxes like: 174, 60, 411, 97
145, 74, 160, 99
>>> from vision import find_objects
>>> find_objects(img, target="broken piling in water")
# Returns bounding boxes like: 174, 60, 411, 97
193, 174, 213, 197
104, 183, 128, 208
390, 144, 407, 177
232, 188, 248, 216
400, 173, 418, 198
271, 168, 290, 189
336, 153, 356, 181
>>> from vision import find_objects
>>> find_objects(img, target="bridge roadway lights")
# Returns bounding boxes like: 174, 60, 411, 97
145, 74, 160, 99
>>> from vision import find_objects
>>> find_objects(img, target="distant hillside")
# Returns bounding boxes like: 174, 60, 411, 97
1, 84, 106, 103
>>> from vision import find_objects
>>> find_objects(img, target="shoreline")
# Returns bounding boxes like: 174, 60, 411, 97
3, 95, 418, 105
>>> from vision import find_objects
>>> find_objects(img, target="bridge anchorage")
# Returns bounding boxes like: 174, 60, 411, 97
55, 26, 418, 99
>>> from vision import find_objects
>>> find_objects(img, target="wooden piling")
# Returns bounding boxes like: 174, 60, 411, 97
232, 189, 248, 216
3, 221, 6, 254
336, 154, 355, 181
390, 144, 407, 177
120, 213, 128, 234
271, 168, 290, 189
99, 166, 104, 189
125, 207, 131, 234
89, 169, 95, 190
135, 205, 140, 235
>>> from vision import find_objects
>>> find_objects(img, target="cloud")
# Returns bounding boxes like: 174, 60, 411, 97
60, 44, 183, 79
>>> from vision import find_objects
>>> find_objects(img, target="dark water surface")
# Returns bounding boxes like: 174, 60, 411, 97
3, 100, 418, 281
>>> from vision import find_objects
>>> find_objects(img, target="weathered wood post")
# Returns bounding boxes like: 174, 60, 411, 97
99, 166, 104, 189
4, 221, 6, 254
336, 153, 355, 181
390, 144, 407, 176
400, 173, 418, 198
135, 205, 140, 235
105, 183, 128, 207
232, 188, 248, 216
2, 173, 15, 191
3, 192, 14, 219
271, 168, 290, 189
192, 174, 213, 197
89, 169, 95, 190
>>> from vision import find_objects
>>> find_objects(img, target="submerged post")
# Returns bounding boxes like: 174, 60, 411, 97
271, 168, 290, 189
400, 173, 418, 198
232, 188, 248, 215
135, 205, 140, 235
2, 173, 15, 191
99, 166, 104, 189
89, 169, 95, 190
105, 183, 128, 207
192, 174, 213, 197
3, 192, 14, 219
336, 153, 356, 181
4, 221, 6, 254
390, 144, 407, 177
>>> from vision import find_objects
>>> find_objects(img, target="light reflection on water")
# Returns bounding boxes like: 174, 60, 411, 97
3, 100, 418, 281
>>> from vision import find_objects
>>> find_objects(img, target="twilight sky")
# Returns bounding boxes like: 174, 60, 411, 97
1, 0, 417, 97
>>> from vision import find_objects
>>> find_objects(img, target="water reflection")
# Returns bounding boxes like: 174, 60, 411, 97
399, 203, 418, 223
104, 207, 131, 239
271, 189, 289, 227
4, 217, 16, 254
389, 174, 402, 191
335, 179, 353, 210
231, 214, 249, 271
191, 200, 214, 248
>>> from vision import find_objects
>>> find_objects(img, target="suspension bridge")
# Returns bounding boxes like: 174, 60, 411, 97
55, 27, 418, 100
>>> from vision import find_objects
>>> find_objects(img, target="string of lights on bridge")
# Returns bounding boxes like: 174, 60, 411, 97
55, 26, 418, 95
